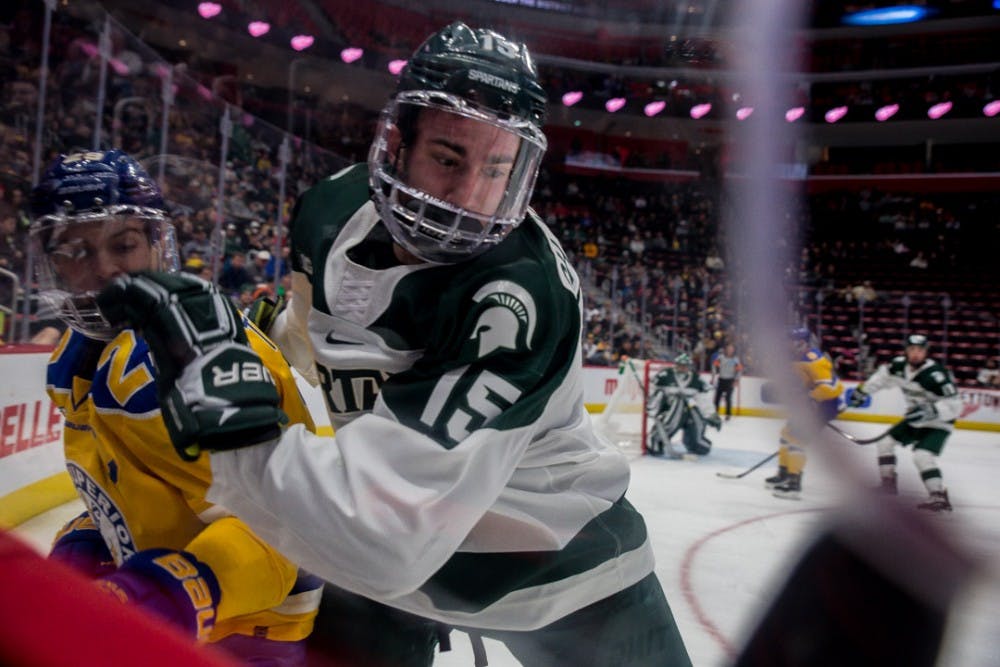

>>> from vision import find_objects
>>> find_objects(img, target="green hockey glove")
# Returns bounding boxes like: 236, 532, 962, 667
847, 387, 869, 408
97, 272, 285, 461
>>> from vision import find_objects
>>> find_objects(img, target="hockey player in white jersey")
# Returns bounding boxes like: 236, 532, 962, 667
848, 334, 962, 511
647, 353, 721, 457
96, 22, 692, 667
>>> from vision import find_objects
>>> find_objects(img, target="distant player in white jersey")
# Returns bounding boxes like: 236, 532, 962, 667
95, 22, 691, 667
647, 353, 721, 457
848, 334, 962, 511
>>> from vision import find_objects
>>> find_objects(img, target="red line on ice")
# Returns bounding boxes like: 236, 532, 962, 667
679, 508, 819, 660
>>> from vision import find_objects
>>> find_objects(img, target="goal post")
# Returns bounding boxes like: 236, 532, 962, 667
593, 358, 673, 458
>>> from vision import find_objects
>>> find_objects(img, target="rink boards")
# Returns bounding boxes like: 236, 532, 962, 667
1, 347, 997, 526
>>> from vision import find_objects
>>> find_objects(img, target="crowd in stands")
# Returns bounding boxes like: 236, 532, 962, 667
1, 1, 998, 389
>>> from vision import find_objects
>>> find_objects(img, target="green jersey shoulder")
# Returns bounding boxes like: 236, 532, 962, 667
289, 163, 370, 280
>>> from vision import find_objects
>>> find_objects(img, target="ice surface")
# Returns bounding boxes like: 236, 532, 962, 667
14, 417, 1000, 666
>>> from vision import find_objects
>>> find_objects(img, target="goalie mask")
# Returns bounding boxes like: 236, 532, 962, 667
369, 21, 548, 264
29, 150, 178, 340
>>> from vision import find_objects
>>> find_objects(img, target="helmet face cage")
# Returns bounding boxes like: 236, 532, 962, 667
31, 207, 178, 340
369, 91, 546, 264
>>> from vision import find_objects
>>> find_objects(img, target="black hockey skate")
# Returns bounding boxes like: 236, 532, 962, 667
917, 490, 952, 512
772, 473, 802, 500
764, 466, 789, 490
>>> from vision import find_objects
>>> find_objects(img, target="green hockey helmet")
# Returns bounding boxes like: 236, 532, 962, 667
369, 22, 549, 264
905, 333, 929, 348
674, 352, 693, 368
397, 21, 547, 130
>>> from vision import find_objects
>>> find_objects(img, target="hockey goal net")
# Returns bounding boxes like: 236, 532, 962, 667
593, 358, 673, 458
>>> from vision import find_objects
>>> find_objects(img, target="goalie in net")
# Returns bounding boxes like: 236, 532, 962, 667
597, 354, 721, 458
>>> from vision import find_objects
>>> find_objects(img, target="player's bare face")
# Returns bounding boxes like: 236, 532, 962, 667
905, 345, 928, 367
402, 109, 520, 217
49, 218, 153, 292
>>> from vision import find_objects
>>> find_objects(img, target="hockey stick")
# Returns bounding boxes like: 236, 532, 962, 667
824, 420, 893, 445
716, 451, 778, 479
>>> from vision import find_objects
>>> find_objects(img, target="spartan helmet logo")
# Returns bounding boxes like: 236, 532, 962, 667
470, 280, 537, 357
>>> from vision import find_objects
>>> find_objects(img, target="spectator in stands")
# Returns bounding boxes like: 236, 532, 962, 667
910, 251, 929, 269
248, 249, 271, 284
217, 250, 252, 294
181, 225, 211, 263
222, 222, 246, 257
977, 358, 1000, 388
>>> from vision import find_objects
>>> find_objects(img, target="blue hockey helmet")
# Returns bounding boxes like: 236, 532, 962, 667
788, 327, 811, 343
29, 150, 178, 339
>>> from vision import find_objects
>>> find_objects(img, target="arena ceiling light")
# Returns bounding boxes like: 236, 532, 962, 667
928, 101, 952, 119
824, 106, 848, 123
388, 59, 407, 75
842, 5, 933, 25
784, 106, 805, 122
197, 2, 221, 19
690, 103, 712, 119
561, 91, 583, 107
605, 97, 626, 113
644, 100, 666, 117
291, 35, 314, 51
736, 106, 754, 120
248, 21, 270, 37
983, 100, 1000, 117
875, 103, 899, 121
341, 48, 364, 64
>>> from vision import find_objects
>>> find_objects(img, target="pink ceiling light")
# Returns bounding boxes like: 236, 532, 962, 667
927, 101, 952, 119
644, 100, 666, 117
785, 106, 805, 122
290, 35, 314, 51
340, 47, 364, 64
982, 100, 1000, 117
824, 106, 848, 123
388, 59, 407, 75
248, 21, 270, 37
689, 103, 712, 119
605, 97, 626, 113
197, 2, 221, 19
561, 91, 583, 107
736, 106, 754, 121
875, 104, 899, 121
109, 59, 130, 76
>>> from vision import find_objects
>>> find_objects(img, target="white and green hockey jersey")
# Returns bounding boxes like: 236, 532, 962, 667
207, 164, 655, 630
860, 356, 963, 431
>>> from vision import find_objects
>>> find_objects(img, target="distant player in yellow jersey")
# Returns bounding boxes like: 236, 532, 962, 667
30, 150, 321, 665
766, 327, 844, 499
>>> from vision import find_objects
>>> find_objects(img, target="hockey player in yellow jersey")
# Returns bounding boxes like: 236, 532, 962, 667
766, 327, 844, 499
31, 150, 321, 665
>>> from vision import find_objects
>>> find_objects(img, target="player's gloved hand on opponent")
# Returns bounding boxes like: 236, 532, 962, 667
904, 403, 938, 425
97, 271, 286, 461
244, 293, 286, 337
847, 387, 869, 408
98, 549, 221, 641
49, 511, 117, 579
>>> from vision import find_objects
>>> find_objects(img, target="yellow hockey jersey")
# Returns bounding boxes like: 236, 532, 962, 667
794, 347, 844, 405
46, 319, 321, 642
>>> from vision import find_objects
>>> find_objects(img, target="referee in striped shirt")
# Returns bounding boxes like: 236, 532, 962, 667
711, 343, 742, 420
